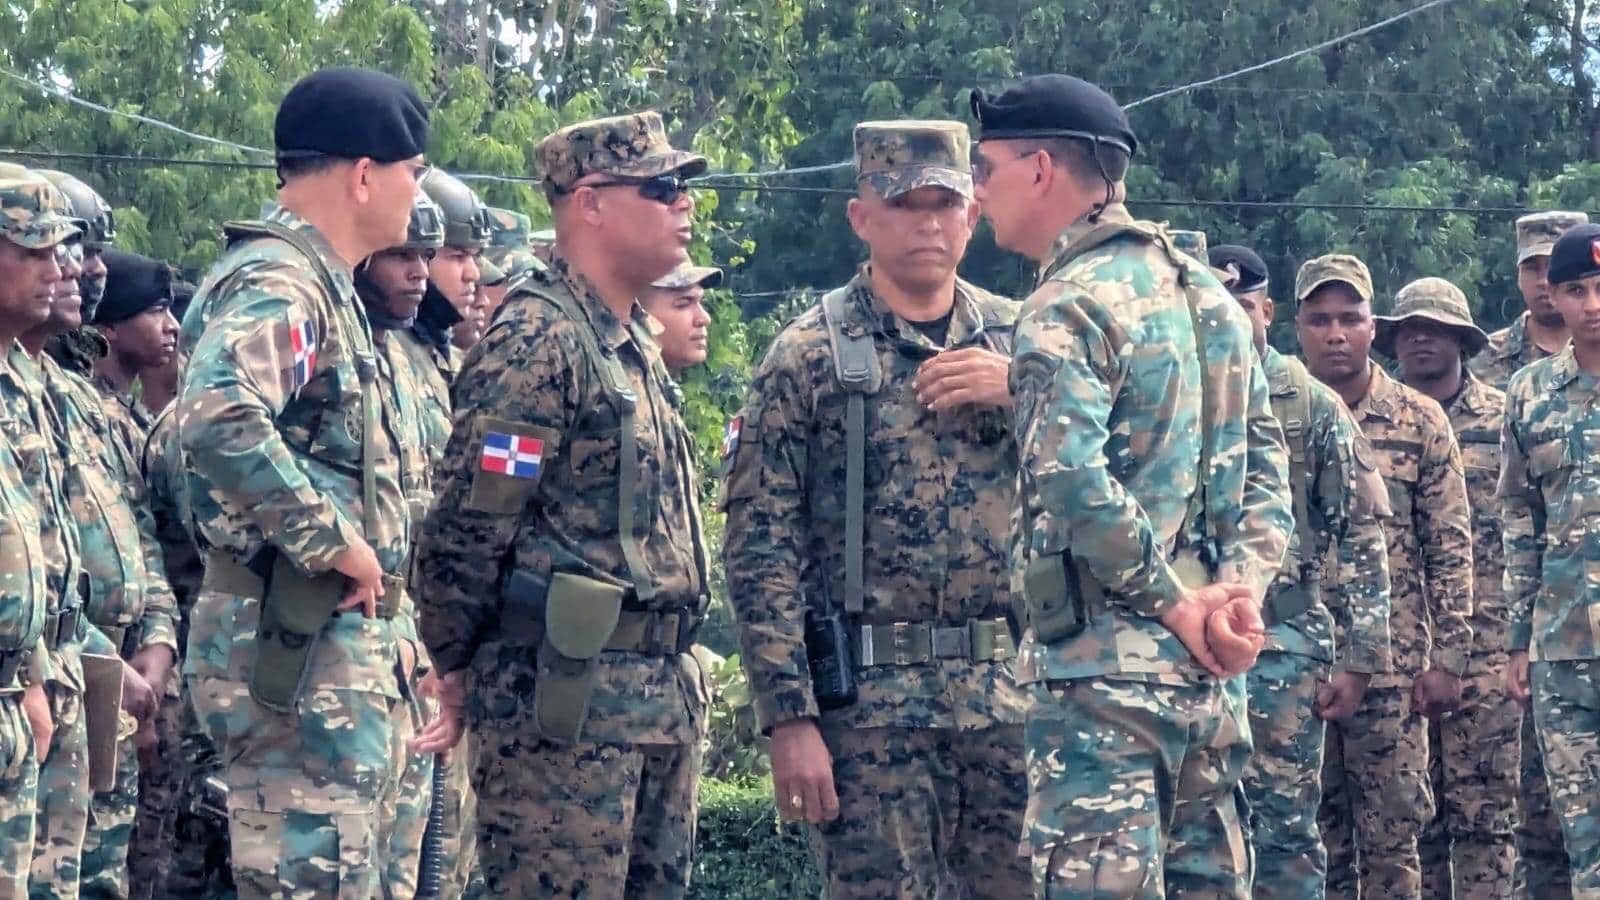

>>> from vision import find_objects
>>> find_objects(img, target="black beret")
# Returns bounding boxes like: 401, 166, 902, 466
95, 249, 172, 325
970, 74, 1137, 157
275, 67, 429, 164
1549, 223, 1600, 285
1209, 244, 1270, 293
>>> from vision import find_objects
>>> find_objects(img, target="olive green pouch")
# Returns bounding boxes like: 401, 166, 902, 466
251, 554, 346, 713
534, 572, 625, 742
1023, 553, 1086, 644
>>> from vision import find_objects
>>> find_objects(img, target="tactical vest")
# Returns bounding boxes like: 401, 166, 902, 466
1264, 355, 1320, 626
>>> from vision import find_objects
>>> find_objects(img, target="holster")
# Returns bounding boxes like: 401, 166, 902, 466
803, 605, 856, 710
250, 550, 346, 713
1022, 552, 1088, 644
501, 569, 625, 743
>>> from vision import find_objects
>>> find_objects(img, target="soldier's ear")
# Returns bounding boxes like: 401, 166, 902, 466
845, 196, 870, 243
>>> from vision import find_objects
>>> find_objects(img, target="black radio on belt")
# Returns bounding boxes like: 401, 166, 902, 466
804, 596, 856, 710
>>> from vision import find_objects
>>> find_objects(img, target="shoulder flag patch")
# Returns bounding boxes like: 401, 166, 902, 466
721, 415, 742, 459
481, 431, 544, 479
288, 318, 317, 387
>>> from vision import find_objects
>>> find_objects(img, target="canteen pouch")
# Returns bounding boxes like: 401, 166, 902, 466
803, 606, 857, 710
1023, 552, 1086, 644
534, 572, 625, 743
251, 552, 347, 713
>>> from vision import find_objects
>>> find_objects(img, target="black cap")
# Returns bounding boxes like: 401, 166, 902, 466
95, 248, 172, 325
275, 67, 429, 164
169, 279, 197, 324
1549, 223, 1600, 286
970, 75, 1137, 157
1209, 245, 1270, 293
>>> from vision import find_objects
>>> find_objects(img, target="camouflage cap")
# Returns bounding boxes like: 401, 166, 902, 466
1, 171, 83, 250
536, 111, 707, 194
484, 245, 545, 288
1516, 210, 1589, 264
650, 263, 724, 290
1169, 229, 1208, 258
477, 257, 507, 287
486, 206, 532, 249
1374, 276, 1488, 357
1295, 253, 1373, 304
853, 120, 973, 200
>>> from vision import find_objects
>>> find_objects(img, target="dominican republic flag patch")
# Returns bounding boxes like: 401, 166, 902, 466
721, 416, 742, 459
480, 432, 544, 479
288, 319, 316, 387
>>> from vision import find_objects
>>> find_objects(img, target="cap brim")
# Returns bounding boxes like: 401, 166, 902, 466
616, 150, 708, 181
1517, 243, 1555, 264
1297, 275, 1371, 304
5, 213, 83, 250
1372, 313, 1489, 357
651, 265, 724, 290
861, 166, 974, 200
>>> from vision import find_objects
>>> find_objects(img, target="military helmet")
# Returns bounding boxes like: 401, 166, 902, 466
419, 169, 490, 250
402, 193, 446, 251
35, 170, 115, 248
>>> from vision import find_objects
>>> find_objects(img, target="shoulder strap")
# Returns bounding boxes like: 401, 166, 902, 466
521, 283, 656, 604
821, 287, 879, 615
229, 219, 383, 544
1269, 357, 1317, 576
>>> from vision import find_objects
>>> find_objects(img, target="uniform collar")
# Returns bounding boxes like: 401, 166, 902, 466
842, 264, 993, 352
1545, 344, 1582, 391
1494, 312, 1530, 360
1039, 202, 1136, 285
1447, 372, 1501, 417
549, 253, 655, 354
1354, 362, 1402, 421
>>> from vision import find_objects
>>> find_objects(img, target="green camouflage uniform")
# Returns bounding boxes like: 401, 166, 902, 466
484, 207, 546, 296
414, 112, 711, 899
1501, 344, 1600, 894
1243, 348, 1393, 900
1375, 279, 1520, 900
721, 113, 1029, 900
0, 171, 76, 900
1471, 210, 1587, 900
1303, 259, 1476, 900
1009, 203, 1292, 898
176, 202, 413, 898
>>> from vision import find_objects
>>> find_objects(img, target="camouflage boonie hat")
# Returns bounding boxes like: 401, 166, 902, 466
1296, 254, 1373, 304
1169, 229, 1208, 258
536, 111, 707, 194
1516, 210, 1589, 264
651, 263, 724, 291
1, 172, 83, 250
854, 120, 972, 200
1374, 276, 1488, 357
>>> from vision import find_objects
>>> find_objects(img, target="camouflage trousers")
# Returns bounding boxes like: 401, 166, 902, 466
157, 685, 233, 899
31, 682, 89, 900
1320, 683, 1432, 900
188, 676, 404, 899
382, 690, 428, 896
435, 728, 479, 898
1023, 676, 1253, 900
79, 731, 139, 899
1530, 659, 1600, 894
127, 670, 185, 900
1516, 709, 1572, 900
1242, 651, 1330, 900
1419, 656, 1521, 900
472, 730, 701, 899
382, 684, 478, 896
807, 722, 1029, 900
0, 693, 40, 900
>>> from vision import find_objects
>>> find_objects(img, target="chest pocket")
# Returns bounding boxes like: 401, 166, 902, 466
73, 462, 144, 627
1371, 436, 1422, 522
0, 507, 42, 652
296, 363, 364, 463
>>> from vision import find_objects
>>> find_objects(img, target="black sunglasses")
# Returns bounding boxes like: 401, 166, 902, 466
586, 174, 691, 205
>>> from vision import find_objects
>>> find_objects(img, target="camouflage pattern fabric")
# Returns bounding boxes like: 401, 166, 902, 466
1516, 713, 1571, 900
1468, 312, 1560, 391
1244, 349, 1393, 900
176, 203, 412, 896
0, 173, 82, 249
32, 684, 89, 900
1416, 374, 1519, 900
1529, 661, 1600, 894
1512, 210, 1589, 264
1500, 346, 1600, 892
722, 268, 1028, 732
484, 207, 545, 291
1007, 203, 1292, 896
0, 695, 39, 899
414, 254, 709, 895
810, 723, 1030, 900
719, 263, 1028, 893
535, 111, 707, 194
852, 119, 973, 199
1319, 364, 1474, 899
390, 329, 453, 471
472, 736, 699, 898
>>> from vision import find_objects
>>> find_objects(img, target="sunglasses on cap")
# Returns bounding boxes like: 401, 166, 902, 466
584, 174, 691, 205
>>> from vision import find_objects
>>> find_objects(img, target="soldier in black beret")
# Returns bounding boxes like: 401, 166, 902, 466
974, 72, 1292, 898
93, 248, 178, 424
